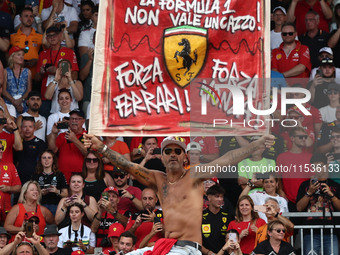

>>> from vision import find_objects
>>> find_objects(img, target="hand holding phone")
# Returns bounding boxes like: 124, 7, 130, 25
25, 222, 34, 238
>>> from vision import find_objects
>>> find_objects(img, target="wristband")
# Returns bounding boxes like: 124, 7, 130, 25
69, 80, 75, 85
306, 191, 312, 197
83, 203, 88, 208
101, 144, 108, 154
61, 208, 66, 213
330, 194, 335, 198
12, 127, 19, 132
52, 79, 58, 85
130, 195, 135, 201
63, 30, 68, 34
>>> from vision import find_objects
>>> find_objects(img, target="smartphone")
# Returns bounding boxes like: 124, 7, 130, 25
316, 69, 323, 78
311, 178, 318, 185
254, 205, 267, 213
154, 216, 161, 223
229, 232, 237, 243
68, 194, 76, 201
102, 192, 109, 200
61, 61, 69, 76
139, 209, 149, 222
152, 148, 161, 155
64, 241, 73, 245
55, 16, 65, 23
0, 118, 7, 125
57, 122, 68, 129
118, 190, 124, 197
44, 63, 53, 71
25, 222, 33, 238
256, 172, 270, 180
44, 184, 52, 189
333, 153, 340, 160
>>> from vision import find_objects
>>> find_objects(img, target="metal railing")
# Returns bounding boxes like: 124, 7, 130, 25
281, 212, 340, 255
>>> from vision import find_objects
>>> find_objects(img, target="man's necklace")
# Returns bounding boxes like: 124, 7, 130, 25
167, 170, 186, 185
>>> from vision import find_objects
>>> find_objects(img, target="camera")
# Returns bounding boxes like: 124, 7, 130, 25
100, 237, 111, 247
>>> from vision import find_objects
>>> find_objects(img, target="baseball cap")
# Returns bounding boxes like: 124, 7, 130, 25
42, 225, 61, 236
103, 186, 119, 196
287, 107, 303, 116
108, 223, 124, 238
273, 6, 287, 15
46, 26, 61, 34
328, 82, 340, 91
69, 109, 85, 119
319, 47, 333, 56
71, 251, 85, 255
9, 46, 25, 57
161, 136, 186, 153
320, 57, 334, 66
0, 227, 11, 239
24, 212, 40, 223
186, 142, 201, 152
211, 177, 219, 184
27, 91, 42, 100
113, 168, 126, 176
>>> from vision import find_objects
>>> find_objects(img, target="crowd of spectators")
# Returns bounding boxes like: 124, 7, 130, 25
0, 0, 339, 254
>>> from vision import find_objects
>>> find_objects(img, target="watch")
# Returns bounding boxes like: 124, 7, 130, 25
130, 195, 135, 201
137, 148, 142, 154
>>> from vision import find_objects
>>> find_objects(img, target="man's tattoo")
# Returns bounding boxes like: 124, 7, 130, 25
230, 145, 257, 161
102, 147, 134, 170
162, 182, 169, 199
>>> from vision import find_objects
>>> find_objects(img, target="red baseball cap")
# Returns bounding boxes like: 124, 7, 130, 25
24, 212, 40, 223
103, 186, 119, 196
287, 106, 303, 117
9, 46, 25, 57
108, 223, 124, 238
71, 251, 85, 255
211, 177, 219, 184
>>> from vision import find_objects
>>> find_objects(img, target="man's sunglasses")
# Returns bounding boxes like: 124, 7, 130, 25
113, 175, 126, 179
164, 148, 182, 155
282, 32, 294, 36
85, 158, 99, 163
327, 90, 339, 95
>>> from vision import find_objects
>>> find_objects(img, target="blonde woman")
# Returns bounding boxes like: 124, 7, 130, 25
4, 181, 54, 239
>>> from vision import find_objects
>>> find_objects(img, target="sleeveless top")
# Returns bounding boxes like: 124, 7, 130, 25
84, 178, 107, 202
5, 67, 29, 113
50, 83, 79, 114
11, 203, 46, 241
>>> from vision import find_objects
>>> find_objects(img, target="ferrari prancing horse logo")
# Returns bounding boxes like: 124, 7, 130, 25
163, 26, 207, 88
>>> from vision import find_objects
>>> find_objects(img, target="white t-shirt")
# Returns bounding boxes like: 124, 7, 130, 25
78, 27, 95, 49
309, 67, 340, 83
46, 111, 86, 136
50, 85, 79, 114
249, 191, 288, 223
58, 224, 96, 251
6, 104, 16, 118
319, 105, 337, 123
21, 112, 46, 142
41, 4, 79, 45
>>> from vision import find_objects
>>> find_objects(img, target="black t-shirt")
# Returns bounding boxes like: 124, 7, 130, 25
0, 26, 10, 68
15, 137, 47, 184
251, 239, 295, 255
50, 247, 73, 255
296, 179, 340, 234
31, 171, 68, 204
262, 133, 287, 160
202, 208, 233, 253
306, 79, 334, 109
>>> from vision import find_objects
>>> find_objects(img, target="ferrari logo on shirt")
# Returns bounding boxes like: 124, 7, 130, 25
157, 214, 162, 217
43, 59, 47, 64
61, 52, 65, 56
3, 166, 7, 171
202, 224, 211, 233
222, 217, 227, 223
276, 54, 282, 60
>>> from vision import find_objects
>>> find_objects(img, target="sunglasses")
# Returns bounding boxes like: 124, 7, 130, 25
28, 219, 39, 224
85, 158, 99, 163
113, 175, 126, 179
294, 135, 308, 139
46, 33, 59, 39
282, 32, 294, 36
272, 228, 286, 233
331, 135, 340, 140
327, 90, 339, 95
164, 148, 182, 155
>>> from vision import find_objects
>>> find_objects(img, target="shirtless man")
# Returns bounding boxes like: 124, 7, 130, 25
84, 135, 274, 255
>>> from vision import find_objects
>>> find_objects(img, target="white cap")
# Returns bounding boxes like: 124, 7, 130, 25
319, 47, 333, 55
186, 142, 202, 152
273, 6, 287, 15
161, 136, 186, 154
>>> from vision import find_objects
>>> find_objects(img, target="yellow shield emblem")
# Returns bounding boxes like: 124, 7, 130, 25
222, 217, 227, 223
0, 140, 6, 152
163, 26, 207, 88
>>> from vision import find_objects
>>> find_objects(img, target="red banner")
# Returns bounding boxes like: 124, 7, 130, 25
89, 0, 270, 136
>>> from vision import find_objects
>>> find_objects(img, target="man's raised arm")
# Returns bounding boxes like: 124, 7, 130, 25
84, 134, 158, 189
192, 134, 275, 179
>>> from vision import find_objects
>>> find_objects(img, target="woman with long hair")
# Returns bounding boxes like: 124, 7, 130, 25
55, 173, 97, 228
252, 220, 295, 255
58, 203, 95, 254
227, 195, 266, 255
82, 150, 114, 201
4, 181, 54, 238
2, 47, 32, 115
31, 149, 68, 216
239, 172, 288, 222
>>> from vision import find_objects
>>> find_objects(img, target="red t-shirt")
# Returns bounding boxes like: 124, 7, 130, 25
117, 186, 142, 214
36, 47, 79, 101
227, 219, 266, 255
294, 1, 331, 36
192, 136, 219, 155
281, 129, 315, 154
125, 209, 164, 248
0, 131, 14, 163
276, 151, 313, 203
56, 130, 86, 183
0, 162, 21, 212
271, 41, 311, 85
